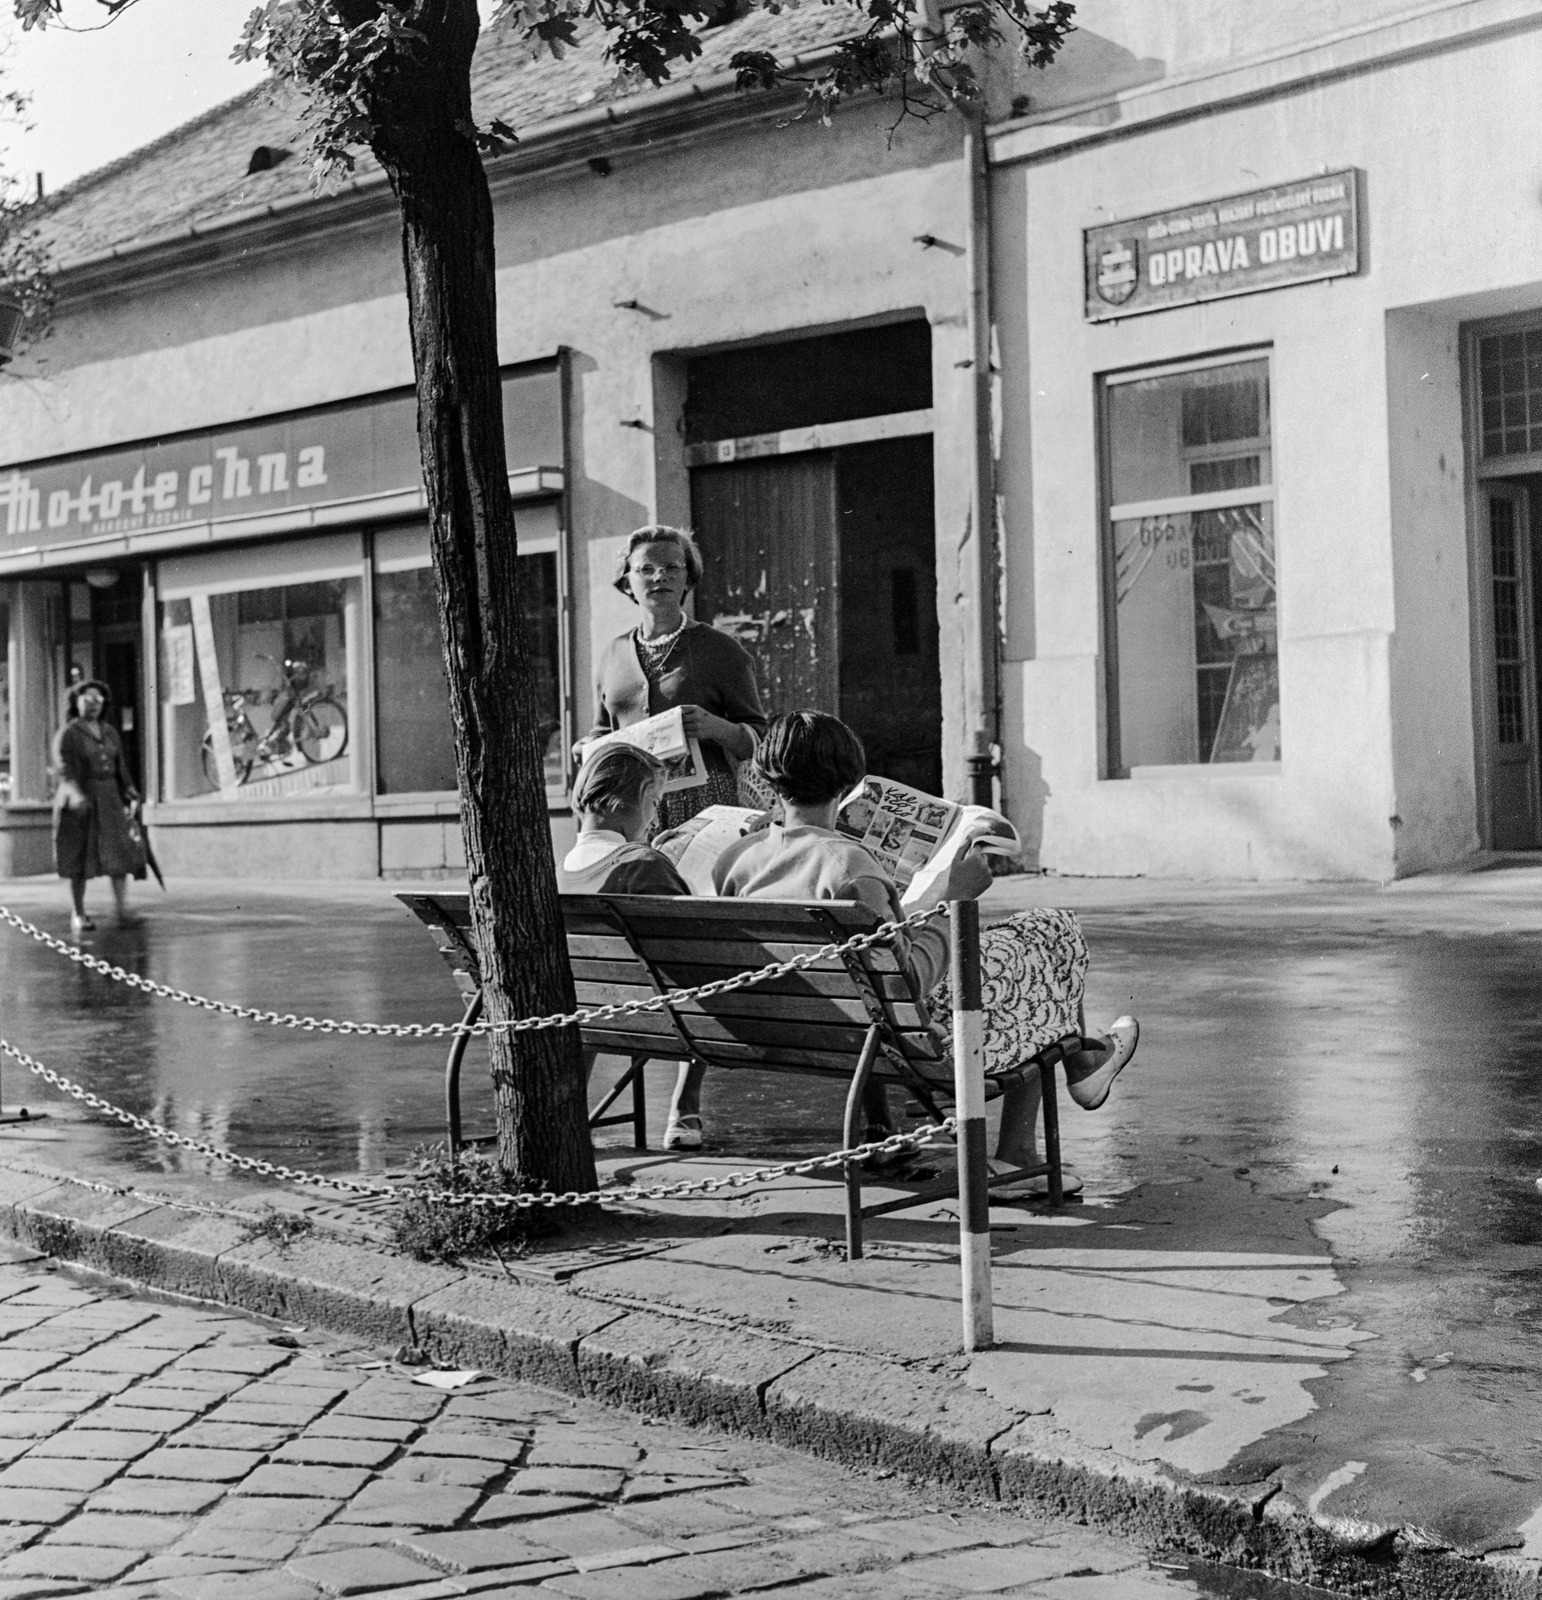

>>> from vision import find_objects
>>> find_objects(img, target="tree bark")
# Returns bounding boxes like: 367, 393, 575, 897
364, 0, 596, 1195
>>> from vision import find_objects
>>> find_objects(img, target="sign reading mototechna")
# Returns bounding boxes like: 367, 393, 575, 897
1084, 170, 1360, 321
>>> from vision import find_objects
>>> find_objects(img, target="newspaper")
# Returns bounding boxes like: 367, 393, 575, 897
578, 707, 707, 795
834, 776, 1019, 908
655, 804, 772, 894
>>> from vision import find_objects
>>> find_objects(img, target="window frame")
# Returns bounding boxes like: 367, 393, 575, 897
1097, 347, 1279, 779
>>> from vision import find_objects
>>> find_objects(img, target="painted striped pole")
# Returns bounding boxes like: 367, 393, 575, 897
950, 897, 993, 1352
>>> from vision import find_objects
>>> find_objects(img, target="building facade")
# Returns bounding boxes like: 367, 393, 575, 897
0, 12, 987, 879
3, 0, 1539, 883
992, 0, 1542, 878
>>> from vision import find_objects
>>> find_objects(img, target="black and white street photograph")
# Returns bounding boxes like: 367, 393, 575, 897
0, 3, 1537, 1597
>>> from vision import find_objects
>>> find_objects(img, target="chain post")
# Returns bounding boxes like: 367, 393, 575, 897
949, 898, 993, 1353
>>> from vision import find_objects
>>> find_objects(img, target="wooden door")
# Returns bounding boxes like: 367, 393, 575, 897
690, 454, 839, 719
1483, 483, 1541, 848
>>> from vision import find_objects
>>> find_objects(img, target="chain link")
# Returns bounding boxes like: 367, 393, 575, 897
0, 1033, 955, 1210
0, 901, 945, 1039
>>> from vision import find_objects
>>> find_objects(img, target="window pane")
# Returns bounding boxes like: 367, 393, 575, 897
159, 577, 359, 801
0, 597, 9, 804
1108, 360, 1270, 505
1107, 359, 1280, 771
374, 567, 458, 795
373, 552, 564, 796
519, 551, 565, 793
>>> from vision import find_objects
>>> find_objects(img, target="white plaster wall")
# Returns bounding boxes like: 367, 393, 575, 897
999, 20, 1542, 879
0, 103, 982, 798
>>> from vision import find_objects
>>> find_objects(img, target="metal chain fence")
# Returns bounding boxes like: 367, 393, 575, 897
0, 899, 957, 1210
0, 901, 945, 1039
0, 1032, 955, 1210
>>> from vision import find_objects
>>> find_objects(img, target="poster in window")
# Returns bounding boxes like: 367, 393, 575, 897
1210, 655, 1281, 763
164, 625, 196, 706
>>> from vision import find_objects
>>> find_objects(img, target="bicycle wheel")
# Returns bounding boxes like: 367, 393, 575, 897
295, 698, 348, 765
200, 724, 257, 788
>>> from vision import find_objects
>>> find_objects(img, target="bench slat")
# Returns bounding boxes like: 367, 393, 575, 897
570, 957, 659, 984
580, 1030, 692, 1057
567, 895, 882, 929
636, 937, 903, 973
566, 934, 645, 960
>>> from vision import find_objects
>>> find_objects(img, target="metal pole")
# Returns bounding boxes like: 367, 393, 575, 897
950, 898, 993, 1351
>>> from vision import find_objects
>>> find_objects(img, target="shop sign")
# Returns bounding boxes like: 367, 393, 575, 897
0, 363, 560, 558
1084, 170, 1360, 322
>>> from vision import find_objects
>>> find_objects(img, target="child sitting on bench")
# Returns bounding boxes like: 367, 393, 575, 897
712, 711, 1139, 1198
559, 741, 709, 1152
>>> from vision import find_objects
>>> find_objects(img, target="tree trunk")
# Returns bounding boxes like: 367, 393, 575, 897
366, 0, 596, 1195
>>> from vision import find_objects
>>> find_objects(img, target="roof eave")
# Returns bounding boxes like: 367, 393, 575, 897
51, 46, 843, 296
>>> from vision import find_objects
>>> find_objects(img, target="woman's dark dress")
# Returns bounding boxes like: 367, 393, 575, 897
588, 622, 767, 830
53, 720, 139, 881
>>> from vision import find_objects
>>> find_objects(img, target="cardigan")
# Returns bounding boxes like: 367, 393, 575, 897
587, 622, 767, 751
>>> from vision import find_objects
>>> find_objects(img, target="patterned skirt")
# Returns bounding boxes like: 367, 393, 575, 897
928, 907, 1089, 1077
657, 746, 741, 832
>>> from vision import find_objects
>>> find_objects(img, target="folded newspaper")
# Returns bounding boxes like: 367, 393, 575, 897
834, 776, 1018, 909
654, 775, 1017, 904
577, 707, 707, 795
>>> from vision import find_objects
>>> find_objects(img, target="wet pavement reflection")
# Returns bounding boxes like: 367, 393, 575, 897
0, 880, 856, 1180
6, 869, 1542, 1548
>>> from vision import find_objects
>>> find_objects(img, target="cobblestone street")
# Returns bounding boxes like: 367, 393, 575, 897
0, 1240, 1243, 1600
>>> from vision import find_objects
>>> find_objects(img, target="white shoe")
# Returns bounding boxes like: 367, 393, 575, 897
1066, 1016, 1139, 1111
987, 1159, 1083, 1199
663, 1114, 703, 1151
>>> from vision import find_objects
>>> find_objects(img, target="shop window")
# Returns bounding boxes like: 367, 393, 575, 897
373, 508, 566, 798
158, 537, 364, 802
0, 596, 9, 804
1102, 355, 1279, 772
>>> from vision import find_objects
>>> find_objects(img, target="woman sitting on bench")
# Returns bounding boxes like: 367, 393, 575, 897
711, 711, 1139, 1199
559, 742, 712, 1153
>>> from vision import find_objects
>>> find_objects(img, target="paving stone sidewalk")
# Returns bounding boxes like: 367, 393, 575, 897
0, 1240, 1237, 1600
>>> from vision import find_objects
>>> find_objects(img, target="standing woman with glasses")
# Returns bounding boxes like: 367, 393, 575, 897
580, 525, 767, 1151
585, 525, 767, 832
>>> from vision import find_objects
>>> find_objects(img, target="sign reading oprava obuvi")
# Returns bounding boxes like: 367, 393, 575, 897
1084, 170, 1360, 322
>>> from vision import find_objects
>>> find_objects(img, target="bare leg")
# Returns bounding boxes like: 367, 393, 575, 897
861, 1078, 892, 1134
667, 1058, 706, 1121
69, 878, 87, 919
110, 876, 129, 919
994, 1074, 1044, 1167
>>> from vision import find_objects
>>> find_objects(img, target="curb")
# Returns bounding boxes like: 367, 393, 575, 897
0, 1162, 1532, 1600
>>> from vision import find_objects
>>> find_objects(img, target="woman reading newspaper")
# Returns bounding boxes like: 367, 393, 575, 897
558, 743, 713, 1152
584, 526, 767, 832
712, 712, 1139, 1197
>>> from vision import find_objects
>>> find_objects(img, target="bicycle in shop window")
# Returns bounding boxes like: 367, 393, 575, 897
200, 655, 348, 788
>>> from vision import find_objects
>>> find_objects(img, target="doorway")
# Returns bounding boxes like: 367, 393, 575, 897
82, 575, 144, 791
690, 434, 941, 791
1477, 480, 1542, 849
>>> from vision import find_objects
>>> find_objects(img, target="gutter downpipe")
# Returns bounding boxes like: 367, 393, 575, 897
964, 108, 1002, 809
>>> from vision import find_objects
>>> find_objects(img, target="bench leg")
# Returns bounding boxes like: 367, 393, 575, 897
445, 989, 484, 1158
631, 1058, 648, 1151
842, 1026, 883, 1262
1040, 1056, 1063, 1208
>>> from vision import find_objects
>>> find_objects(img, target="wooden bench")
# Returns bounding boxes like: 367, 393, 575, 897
399, 890, 1087, 1255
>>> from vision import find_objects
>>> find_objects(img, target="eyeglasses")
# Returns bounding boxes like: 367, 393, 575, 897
629, 563, 687, 579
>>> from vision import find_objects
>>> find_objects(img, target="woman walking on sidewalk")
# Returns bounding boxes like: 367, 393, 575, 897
52, 678, 143, 937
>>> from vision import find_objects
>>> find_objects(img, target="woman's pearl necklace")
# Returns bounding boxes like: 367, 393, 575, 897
636, 618, 687, 653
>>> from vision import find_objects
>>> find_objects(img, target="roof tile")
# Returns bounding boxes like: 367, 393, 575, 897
40, 5, 865, 267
